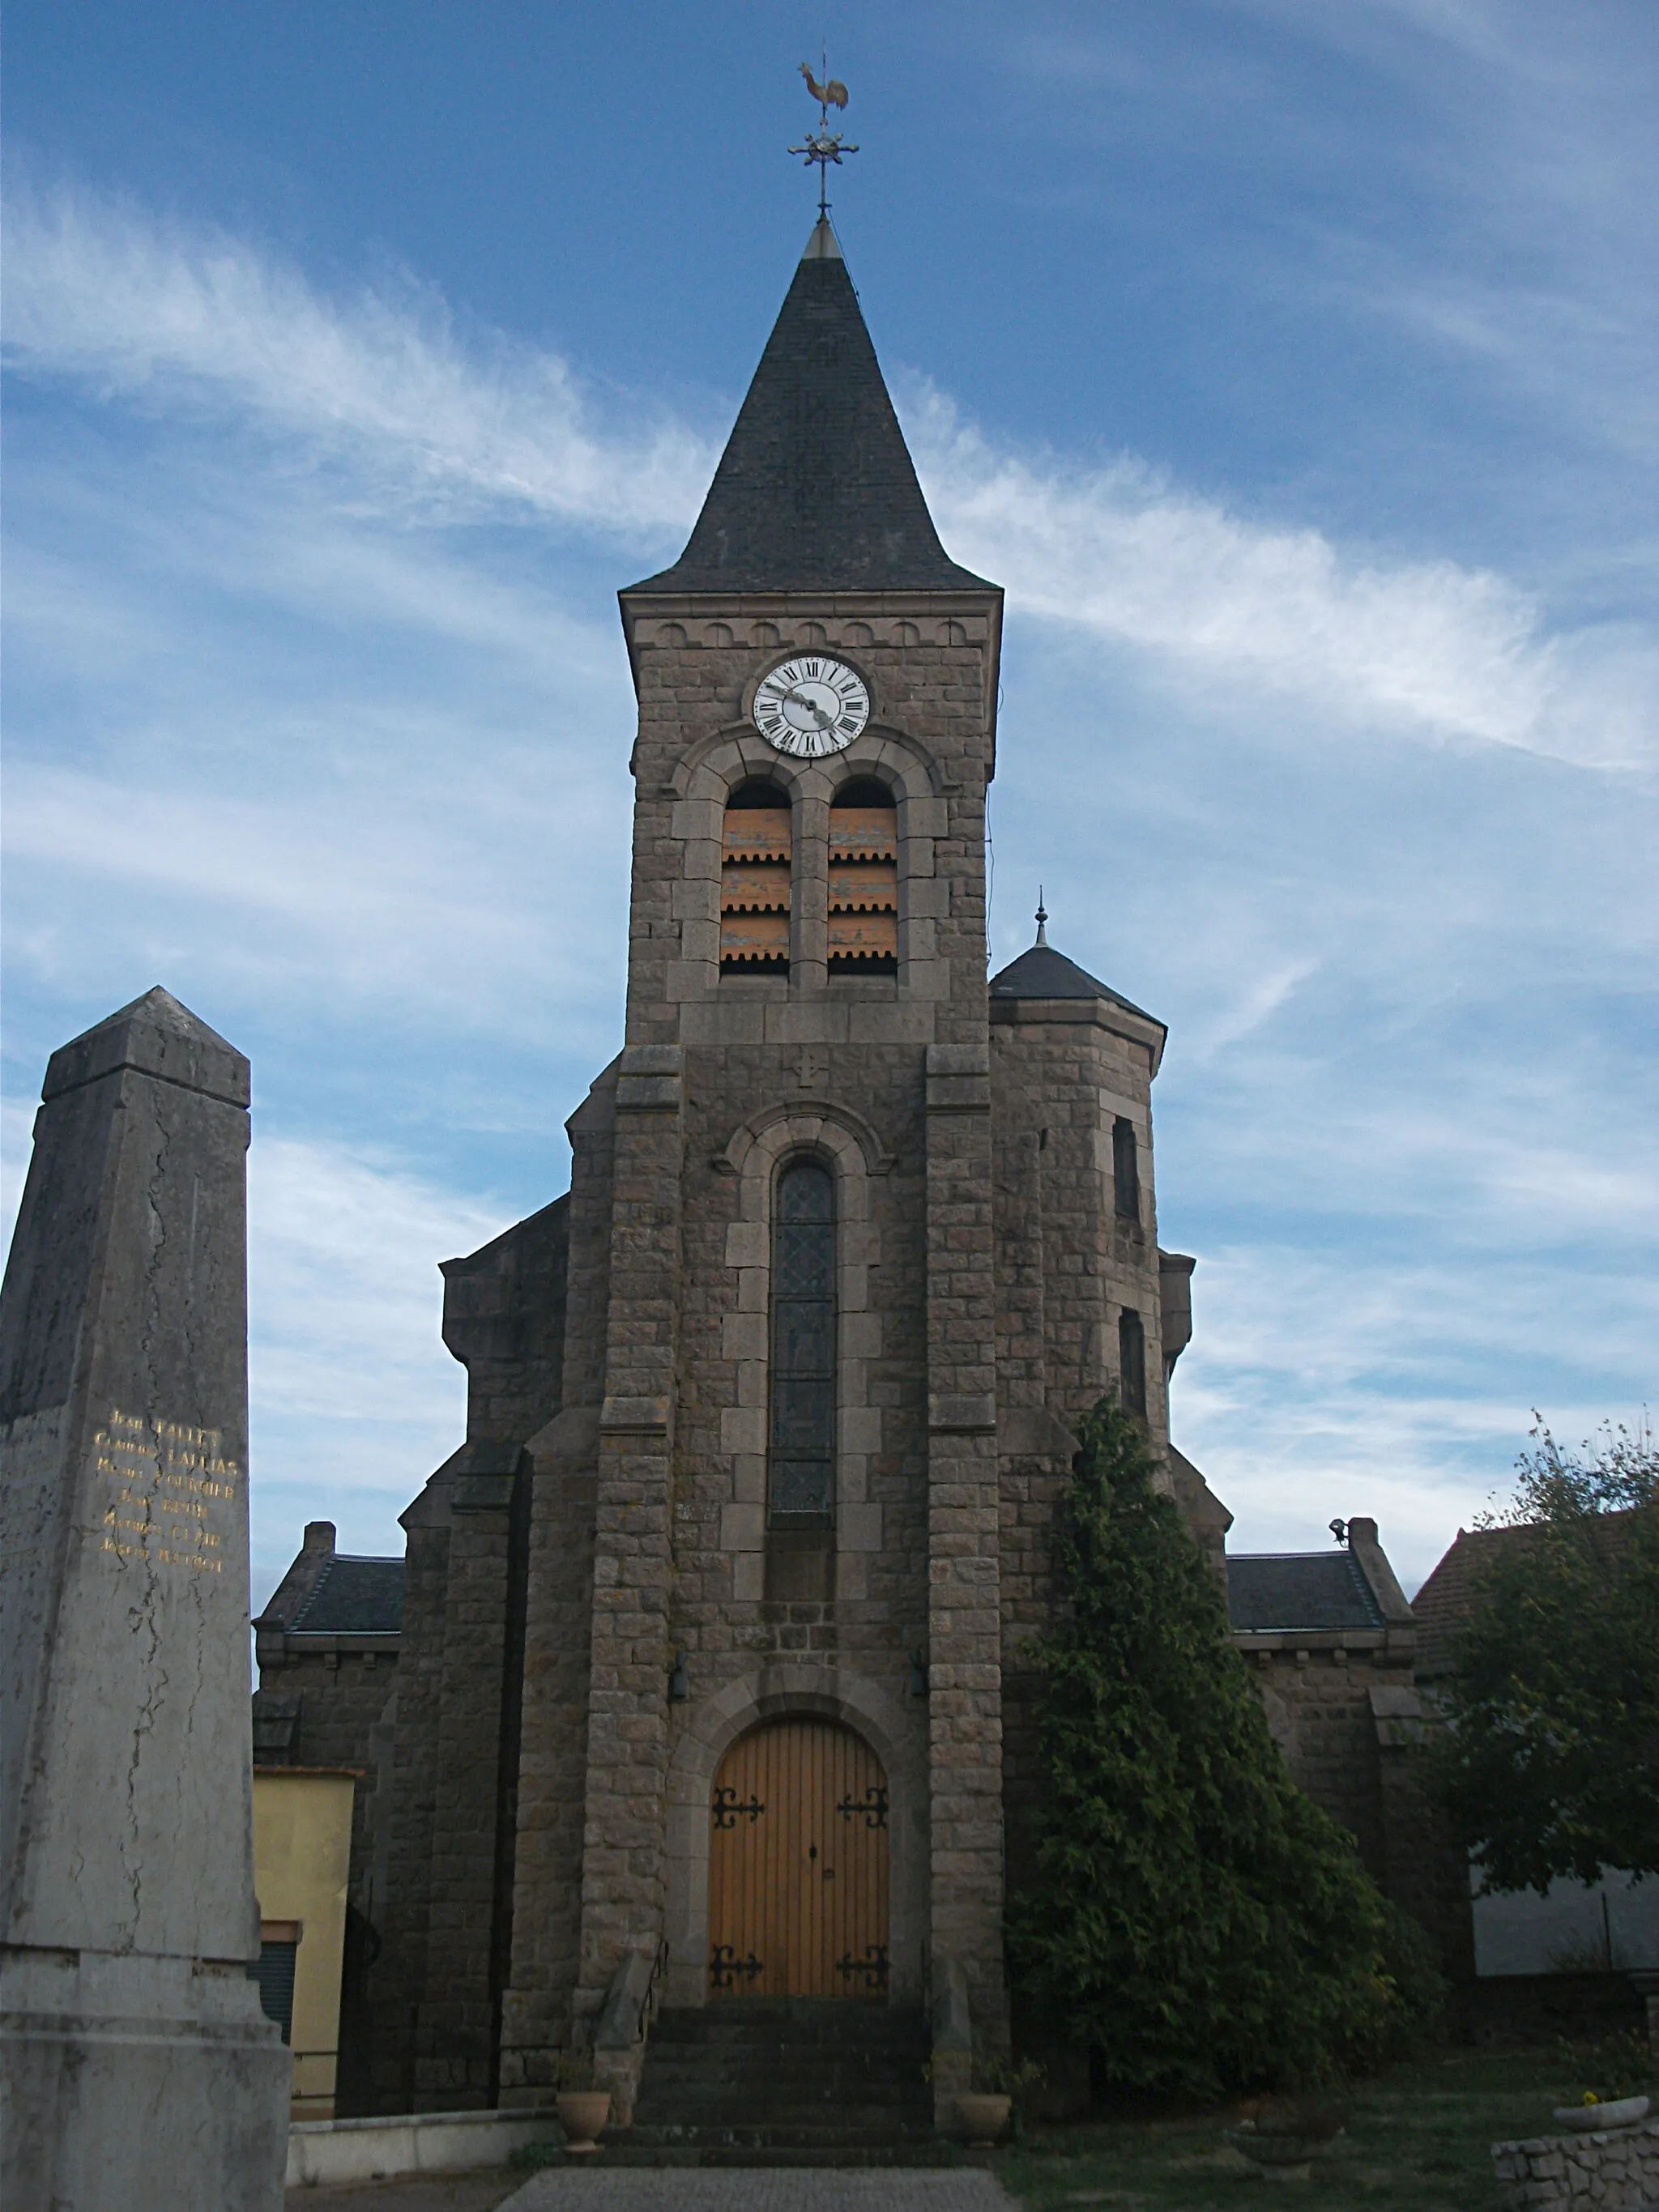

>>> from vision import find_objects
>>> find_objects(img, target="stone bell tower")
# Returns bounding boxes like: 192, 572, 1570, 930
367, 213, 1194, 2126
546, 207, 1013, 2086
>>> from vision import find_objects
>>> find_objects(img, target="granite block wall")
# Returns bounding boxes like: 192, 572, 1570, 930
1491, 2119, 1659, 2211
363, 1203, 572, 2110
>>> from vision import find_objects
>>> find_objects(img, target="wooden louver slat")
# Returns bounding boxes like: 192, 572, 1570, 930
722, 863, 791, 910
723, 809, 792, 863
827, 910, 898, 959
720, 910, 791, 962
827, 807, 897, 863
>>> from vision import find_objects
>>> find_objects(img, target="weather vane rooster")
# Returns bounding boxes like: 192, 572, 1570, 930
790, 54, 858, 219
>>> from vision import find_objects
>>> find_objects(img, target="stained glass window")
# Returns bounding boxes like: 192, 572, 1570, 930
770, 1161, 836, 1523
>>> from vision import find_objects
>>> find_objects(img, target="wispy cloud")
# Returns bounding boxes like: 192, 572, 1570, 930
2, 179, 714, 535
246, 1136, 509, 1585
911, 390, 1654, 770
1, 438, 636, 1068
8, 179, 1652, 771
1174, 1236, 1657, 1585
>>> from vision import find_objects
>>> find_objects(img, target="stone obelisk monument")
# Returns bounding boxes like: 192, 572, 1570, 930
0, 991, 289, 2210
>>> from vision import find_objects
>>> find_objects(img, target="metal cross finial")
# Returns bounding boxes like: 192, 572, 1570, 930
791, 53, 858, 220
1034, 890, 1048, 948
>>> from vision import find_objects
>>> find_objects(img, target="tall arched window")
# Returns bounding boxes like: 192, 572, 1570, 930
770, 1160, 836, 1525
721, 782, 791, 975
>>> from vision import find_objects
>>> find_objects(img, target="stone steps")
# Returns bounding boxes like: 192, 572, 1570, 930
622, 2103, 937, 2129
619, 2121, 942, 2149
595, 1998, 943, 2169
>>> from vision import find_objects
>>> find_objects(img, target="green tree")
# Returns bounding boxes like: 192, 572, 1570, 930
1432, 1415, 1659, 1892
1006, 1394, 1435, 2099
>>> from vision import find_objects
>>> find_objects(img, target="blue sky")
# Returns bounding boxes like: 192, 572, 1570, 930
4, 0, 1655, 1603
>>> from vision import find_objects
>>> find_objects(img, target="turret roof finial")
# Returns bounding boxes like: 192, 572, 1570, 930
1034, 890, 1048, 948
791, 53, 859, 223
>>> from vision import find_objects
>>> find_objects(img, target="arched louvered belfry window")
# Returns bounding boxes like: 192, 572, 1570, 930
828, 781, 897, 975
721, 782, 791, 974
770, 1159, 836, 1526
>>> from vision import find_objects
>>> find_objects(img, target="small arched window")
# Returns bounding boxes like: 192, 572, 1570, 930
770, 1160, 836, 1525
721, 782, 791, 975
828, 781, 897, 975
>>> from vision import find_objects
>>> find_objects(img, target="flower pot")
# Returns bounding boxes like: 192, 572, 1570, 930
955, 2092, 1012, 2147
1553, 2094, 1649, 2132
556, 2090, 611, 2154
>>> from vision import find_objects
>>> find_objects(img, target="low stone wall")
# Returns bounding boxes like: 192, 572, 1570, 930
1491, 2119, 1659, 2210
286, 2108, 559, 2188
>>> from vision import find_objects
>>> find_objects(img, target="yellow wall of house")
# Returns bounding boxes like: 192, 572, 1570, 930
253, 1771, 355, 2120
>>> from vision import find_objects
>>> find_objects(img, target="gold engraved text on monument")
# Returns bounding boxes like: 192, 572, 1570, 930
95, 1404, 239, 1575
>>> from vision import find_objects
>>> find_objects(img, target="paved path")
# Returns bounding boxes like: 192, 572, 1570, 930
285, 2177, 518, 2212
501, 2172, 1018, 2212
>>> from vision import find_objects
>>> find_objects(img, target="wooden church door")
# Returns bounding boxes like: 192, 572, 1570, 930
707, 1718, 889, 1999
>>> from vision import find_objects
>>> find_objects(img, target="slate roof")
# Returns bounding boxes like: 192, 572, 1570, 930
629, 220, 993, 596
288, 1555, 405, 1636
1226, 1551, 1387, 1634
988, 942, 1161, 1026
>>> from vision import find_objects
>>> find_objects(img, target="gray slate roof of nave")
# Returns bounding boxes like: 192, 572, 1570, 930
288, 1555, 405, 1635
1225, 1550, 1387, 1634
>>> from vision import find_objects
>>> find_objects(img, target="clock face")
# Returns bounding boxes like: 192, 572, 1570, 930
753, 656, 871, 758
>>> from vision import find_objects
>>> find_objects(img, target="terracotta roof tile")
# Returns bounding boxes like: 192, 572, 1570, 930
1412, 1511, 1641, 1677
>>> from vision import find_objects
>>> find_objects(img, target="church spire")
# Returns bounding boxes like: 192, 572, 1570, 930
628, 225, 992, 596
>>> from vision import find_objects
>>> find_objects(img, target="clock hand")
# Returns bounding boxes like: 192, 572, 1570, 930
785, 687, 835, 731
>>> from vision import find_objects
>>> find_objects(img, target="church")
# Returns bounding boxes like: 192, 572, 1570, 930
254, 214, 1452, 2139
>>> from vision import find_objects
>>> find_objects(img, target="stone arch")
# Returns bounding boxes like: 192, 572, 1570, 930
671, 722, 940, 806
672, 727, 819, 807
670, 727, 945, 995
718, 1097, 893, 1183
663, 1664, 928, 2007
